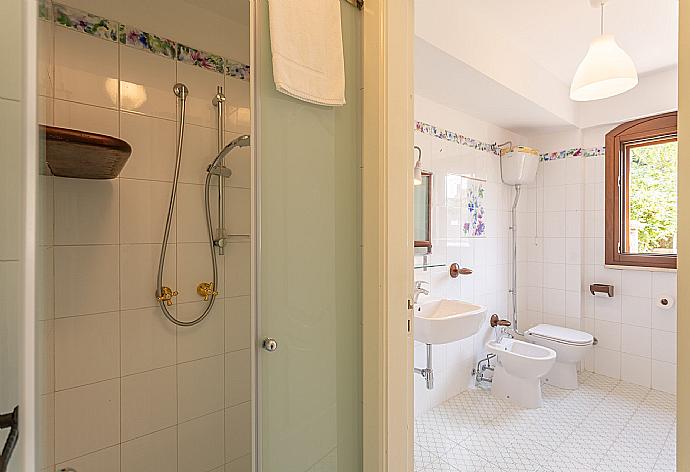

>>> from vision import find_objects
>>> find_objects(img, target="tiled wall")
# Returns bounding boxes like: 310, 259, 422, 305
0, 0, 25, 470
413, 96, 526, 416
517, 153, 678, 394
37, 5, 252, 472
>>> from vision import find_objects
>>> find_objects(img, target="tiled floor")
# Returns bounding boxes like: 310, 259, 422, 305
415, 372, 676, 472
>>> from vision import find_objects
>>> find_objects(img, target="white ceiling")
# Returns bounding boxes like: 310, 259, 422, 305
464, 0, 679, 86
414, 0, 679, 134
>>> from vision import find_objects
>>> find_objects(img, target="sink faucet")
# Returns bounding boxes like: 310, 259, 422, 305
413, 281, 430, 304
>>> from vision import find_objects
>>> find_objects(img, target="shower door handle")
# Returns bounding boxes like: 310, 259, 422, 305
0, 406, 18, 472
262, 338, 278, 352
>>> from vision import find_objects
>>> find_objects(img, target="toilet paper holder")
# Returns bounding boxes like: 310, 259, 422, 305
590, 283, 614, 297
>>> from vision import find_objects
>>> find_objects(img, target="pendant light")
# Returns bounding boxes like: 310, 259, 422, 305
413, 146, 423, 185
570, 0, 638, 101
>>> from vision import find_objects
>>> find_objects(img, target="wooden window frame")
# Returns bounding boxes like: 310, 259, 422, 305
605, 111, 678, 269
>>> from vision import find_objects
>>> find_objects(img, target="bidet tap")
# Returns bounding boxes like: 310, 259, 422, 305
413, 280, 430, 304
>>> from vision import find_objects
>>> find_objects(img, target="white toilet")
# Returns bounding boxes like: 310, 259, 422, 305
525, 324, 595, 390
486, 338, 556, 409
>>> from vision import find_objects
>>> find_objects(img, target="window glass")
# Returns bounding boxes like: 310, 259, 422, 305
626, 140, 678, 255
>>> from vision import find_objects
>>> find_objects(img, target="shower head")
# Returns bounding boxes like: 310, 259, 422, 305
214, 135, 250, 164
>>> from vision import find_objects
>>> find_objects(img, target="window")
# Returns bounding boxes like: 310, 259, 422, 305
605, 112, 677, 269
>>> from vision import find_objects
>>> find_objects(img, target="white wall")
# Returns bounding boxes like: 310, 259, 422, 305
521, 127, 678, 394
413, 96, 527, 416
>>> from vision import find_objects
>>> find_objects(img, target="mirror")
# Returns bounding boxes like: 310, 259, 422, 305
414, 171, 432, 253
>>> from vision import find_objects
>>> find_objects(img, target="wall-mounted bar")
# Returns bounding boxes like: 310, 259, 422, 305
590, 283, 614, 297
213, 86, 227, 255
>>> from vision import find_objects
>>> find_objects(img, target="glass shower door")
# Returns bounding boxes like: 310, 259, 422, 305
255, 1, 362, 471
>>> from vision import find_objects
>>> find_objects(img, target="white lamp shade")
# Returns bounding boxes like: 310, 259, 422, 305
570, 34, 638, 101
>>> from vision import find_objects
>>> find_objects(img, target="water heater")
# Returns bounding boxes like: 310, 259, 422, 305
500, 146, 540, 185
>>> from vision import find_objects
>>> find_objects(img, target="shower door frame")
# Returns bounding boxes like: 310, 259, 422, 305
249, 0, 415, 470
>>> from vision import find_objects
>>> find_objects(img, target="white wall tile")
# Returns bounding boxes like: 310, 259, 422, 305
226, 454, 252, 472
54, 379, 120, 462
177, 63, 224, 128
225, 350, 250, 407
37, 19, 53, 98
225, 403, 252, 462
651, 360, 676, 394
55, 445, 120, 472
178, 355, 224, 422
621, 270, 652, 298
225, 241, 251, 297
594, 347, 621, 379
225, 295, 251, 352
594, 320, 621, 351
55, 312, 120, 390
121, 307, 177, 375
177, 242, 224, 304
227, 187, 251, 236
176, 183, 212, 243
54, 28, 118, 108
223, 76, 251, 135
121, 366, 177, 441
120, 244, 175, 310
543, 237, 565, 263
621, 324, 651, 358
621, 295, 652, 328
594, 295, 621, 323
651, 271, 677, 299
120, 178, 174, 244
651, 302, 677, 333
651, 330, 677, 364
54, 99, 119, 136
54, 245, 119, 317
543, 263, 565, 290
179, 124, 218, 184
178, 412, 225, 472
121, 427, 178, 472
120, 47, 176, 119
54, 178, 119, 245
177, 300, 225, 362
120, 112, 177, 181
38, 394, 54, 469
620, 353, 651, 388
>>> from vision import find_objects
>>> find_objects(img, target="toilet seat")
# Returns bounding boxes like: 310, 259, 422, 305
525, 324, 593, 346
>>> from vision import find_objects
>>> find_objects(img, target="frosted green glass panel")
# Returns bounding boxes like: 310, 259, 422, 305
257, 1, 362, 471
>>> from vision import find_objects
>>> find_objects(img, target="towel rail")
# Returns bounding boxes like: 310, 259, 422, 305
342, 0, 364, 10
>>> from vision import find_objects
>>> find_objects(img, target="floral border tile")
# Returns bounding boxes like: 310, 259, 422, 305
119, 25, 177, 59
541, 147, 605, 161
53, 3, 118, 42
177, 44, 225, 74
225, 59, 251, 81
45, 3, 250, 81
415, 121, 500, 156
416, 120, 607, 162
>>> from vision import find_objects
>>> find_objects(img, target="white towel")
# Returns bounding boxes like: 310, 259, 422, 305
268, 0, 346, 106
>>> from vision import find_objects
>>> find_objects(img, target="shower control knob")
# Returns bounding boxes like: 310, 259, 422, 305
262, 338, 278, 352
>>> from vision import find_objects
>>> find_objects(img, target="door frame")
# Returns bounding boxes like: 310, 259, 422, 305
361, 0, 415, 471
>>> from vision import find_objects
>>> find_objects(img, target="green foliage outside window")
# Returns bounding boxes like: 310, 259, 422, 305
628, 141, 678, 253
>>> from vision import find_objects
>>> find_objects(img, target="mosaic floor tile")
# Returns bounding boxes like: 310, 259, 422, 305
415, 373, 676, 472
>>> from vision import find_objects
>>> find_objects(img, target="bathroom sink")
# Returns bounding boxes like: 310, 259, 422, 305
414, 299, 487, 344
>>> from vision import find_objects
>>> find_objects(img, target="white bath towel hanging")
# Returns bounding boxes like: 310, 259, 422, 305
268, 0, 346, 106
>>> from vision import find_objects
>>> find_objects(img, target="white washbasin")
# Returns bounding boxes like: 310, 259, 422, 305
414, 299, 487, 344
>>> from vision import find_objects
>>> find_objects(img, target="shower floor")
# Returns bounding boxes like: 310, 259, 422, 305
414, 372, 676, 472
